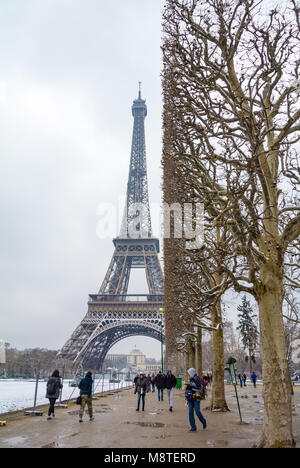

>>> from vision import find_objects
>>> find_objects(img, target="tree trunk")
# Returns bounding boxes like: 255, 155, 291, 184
210, 302, 229, 411
186, 337, 196, 370
196, 327, 203, 377
256, 263, 295, 448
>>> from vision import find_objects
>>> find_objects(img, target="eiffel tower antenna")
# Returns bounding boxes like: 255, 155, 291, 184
58, 89, 164, 371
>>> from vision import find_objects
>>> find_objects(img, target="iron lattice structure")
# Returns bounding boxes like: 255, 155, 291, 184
58, 87, 164, 370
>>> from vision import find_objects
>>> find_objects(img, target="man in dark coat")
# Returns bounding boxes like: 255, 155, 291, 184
46, 370, 63, 420
78, 372, 94, 422
154, 371, 166, 402
165, 368, 177, 412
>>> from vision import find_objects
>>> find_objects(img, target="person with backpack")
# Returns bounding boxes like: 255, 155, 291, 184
46, 370, 63, 420
165, 368, 177, 412
135, 372, 147, 411
154, 371, 166, 402
186, 368, 207, 432
78, 371, 94, 422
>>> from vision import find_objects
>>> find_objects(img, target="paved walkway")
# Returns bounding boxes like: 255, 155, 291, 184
0, 385, 299, 448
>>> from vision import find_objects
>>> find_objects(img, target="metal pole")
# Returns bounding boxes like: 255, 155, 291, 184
234, 383, 243, 424
159, 307, 164, 373
226, 361, 243, 424
24, 361, 43, 416
59, 363, 65, 404
161, 320, 164, 373
33, 362, 40, 411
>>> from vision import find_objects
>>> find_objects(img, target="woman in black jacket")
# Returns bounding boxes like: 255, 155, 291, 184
46, 370, 63, 420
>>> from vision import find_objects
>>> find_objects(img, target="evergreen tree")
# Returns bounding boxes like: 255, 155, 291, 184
237, 296, 259, 374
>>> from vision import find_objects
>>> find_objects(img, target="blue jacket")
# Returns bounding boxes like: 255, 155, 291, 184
79, 374, 93, 396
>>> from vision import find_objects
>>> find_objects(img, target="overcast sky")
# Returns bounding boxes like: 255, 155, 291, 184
0, 0, 166, 360
0, 0, 263, 362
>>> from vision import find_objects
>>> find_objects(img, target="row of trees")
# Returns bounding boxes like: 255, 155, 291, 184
162, 0, 300, 448
0, 346, 73, 379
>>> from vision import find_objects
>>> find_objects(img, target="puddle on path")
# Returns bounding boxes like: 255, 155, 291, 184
155, 434, 172, 440
124, 421, 165, 428
42, 441, 60, 449
206, 440, 229, 448
95, 409, 113, 414
2, 436, 27, 446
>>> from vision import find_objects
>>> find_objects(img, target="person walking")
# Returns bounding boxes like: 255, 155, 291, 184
151, 373, 156, 392
46, 370, 63, 420
78, 371, 94, 423
242, 373, 247, 387
146, 374, 152, 393
165, 368, 177, 412
186, 368, 207, 432
135, 372, 147, 411
154, 371, 166, 402
238, 373, 243, 388
251, 372, 257, 388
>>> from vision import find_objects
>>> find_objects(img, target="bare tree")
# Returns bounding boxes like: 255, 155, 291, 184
162, 0, 300, 448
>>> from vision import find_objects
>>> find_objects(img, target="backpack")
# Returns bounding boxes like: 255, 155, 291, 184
192, 375, 206, 400
47, 378, 58, 396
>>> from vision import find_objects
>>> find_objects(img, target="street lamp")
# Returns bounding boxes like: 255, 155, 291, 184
159, 307, 164, 372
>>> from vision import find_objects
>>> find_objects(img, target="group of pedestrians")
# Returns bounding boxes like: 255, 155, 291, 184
238, 372, 258, 388
134, 369, 177, 412
133, 367, 207, 432
46, 369, 95, 422
45, 366, 208, 432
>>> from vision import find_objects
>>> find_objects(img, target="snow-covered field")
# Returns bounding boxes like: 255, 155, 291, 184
0, 378, 132, 414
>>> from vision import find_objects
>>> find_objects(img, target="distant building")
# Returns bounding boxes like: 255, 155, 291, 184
104, 348, 161, 372
144, 363, 161, 373
127, 349, 146, 367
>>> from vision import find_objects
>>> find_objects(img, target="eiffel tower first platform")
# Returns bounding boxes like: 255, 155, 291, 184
58, 86, 164, 370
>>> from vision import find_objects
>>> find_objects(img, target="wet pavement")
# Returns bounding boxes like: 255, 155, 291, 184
0, 385, 299, 448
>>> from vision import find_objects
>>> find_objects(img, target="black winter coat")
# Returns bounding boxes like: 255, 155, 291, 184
165, 374, 177, 389
46, 376, 62, 400
154, 373, 166, 390
135, 377, 147, 394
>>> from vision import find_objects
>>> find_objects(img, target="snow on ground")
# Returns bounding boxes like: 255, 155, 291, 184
0, 378, 131, 414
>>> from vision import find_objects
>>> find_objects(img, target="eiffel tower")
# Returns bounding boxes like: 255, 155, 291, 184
58, 85, 164, 370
